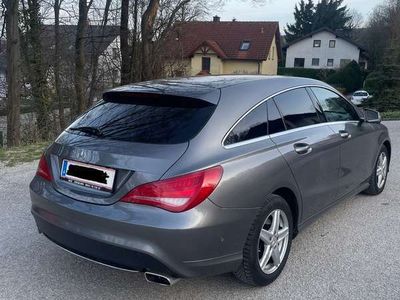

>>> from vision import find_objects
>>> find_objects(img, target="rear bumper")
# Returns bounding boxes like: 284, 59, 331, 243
30, 176, 258, 278
33, 214, 172, 274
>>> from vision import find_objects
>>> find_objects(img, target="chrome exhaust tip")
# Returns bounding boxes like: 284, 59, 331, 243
144, 272, 180, 286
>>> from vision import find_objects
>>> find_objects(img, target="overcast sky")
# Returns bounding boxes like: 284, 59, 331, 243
217, 0, 381, 31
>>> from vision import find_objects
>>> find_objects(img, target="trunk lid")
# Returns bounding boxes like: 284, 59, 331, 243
49, 133, 188, 205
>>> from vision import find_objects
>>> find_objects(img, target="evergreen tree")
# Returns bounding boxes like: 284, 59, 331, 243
285, 0, 352, 43
284, 0, 314, 43
312, 0, 352, 33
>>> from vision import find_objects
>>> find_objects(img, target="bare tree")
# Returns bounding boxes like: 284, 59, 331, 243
119, 0, 221, 83
364, 1, 397, 69
74, 0, 94, 115
0, 1, 5, 39
143, 0, 209, 79
141, 0, 160, 80
54, 0, 65, 129
120, 0, 130, 84
4, 0, 21, 146
129, 0, 139, 82
88, 0, 112, 106
21, 0, 52, 140
348, 9, 363, 29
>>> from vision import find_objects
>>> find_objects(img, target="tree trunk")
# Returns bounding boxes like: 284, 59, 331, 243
74, 0, 93, 115
88, 0, 112, 105
5, 0, 21, 147
54, 0, 65, 130
24, 0, 51, 140
141, 0, 160, 81
129, 0, 139, 82
120, 0, 130, 85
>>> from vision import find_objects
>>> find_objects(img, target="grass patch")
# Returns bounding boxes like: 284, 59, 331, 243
381, 110, 400, 120
0, 141, 50, 167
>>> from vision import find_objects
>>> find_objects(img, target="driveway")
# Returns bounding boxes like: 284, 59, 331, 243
1, 122, 399, 300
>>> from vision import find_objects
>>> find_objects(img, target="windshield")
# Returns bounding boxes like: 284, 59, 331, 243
354, 92, 368, 96
67, 97, 215, 144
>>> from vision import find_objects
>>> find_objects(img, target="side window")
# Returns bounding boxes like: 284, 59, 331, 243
267, 100, 285, 134
273, 88, 321, 130
224, 103, 268, 145
311, 87, 359, 122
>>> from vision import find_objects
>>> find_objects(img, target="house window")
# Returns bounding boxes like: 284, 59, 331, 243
329, 40, 336, 48
202, 57, 211, 72
313, 40, 321, 47
240, 41, 251, 51
327, 59, 334, 67
294, 58, 305, 68
312, 58, 320, 66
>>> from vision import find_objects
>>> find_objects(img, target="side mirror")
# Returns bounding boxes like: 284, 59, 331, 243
363, 108, 381, 124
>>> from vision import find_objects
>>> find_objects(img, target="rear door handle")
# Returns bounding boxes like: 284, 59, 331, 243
339, 130, 351, 139
294, 143, 312, 154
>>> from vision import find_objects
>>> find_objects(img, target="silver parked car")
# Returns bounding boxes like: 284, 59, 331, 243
30, 76, 391, 286
350, 90, 371, 106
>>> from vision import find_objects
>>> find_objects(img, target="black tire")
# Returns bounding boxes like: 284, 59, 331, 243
234, 194, 293, 286
363, 145, 389, 195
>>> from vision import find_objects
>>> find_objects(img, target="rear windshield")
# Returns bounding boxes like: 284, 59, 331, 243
67, 95, 215, 144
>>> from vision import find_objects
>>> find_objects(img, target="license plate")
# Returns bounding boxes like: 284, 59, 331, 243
60, 159, 116, 192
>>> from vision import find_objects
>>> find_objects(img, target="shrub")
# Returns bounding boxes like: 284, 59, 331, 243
364, 71, 386, 96
326, 61, 363, 93
363, 65, 400, 112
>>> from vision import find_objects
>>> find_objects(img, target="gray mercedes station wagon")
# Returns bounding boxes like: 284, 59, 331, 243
30, 76, 391, 286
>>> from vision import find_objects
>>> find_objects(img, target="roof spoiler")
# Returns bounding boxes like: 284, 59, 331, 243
102, 91, 217, 107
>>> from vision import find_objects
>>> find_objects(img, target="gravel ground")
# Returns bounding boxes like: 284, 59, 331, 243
0, 121, 399, 300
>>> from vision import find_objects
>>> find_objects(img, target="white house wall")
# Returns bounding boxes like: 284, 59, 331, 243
285, 31, 360, 69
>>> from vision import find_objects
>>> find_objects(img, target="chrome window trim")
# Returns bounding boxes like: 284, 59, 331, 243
269, 120, 358, 138
222, 84, 359, 149
223, 121, 359, 149
223, 120, 359, 149
223, 135, 271, 149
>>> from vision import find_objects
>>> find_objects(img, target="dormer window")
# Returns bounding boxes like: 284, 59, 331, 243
240, 41, 251, 51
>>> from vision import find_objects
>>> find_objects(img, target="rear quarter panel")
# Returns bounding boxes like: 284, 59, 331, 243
208, 138, 301, 211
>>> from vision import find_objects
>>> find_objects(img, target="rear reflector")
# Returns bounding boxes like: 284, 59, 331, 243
120, 166, 223, 212
37, 154, 52, 181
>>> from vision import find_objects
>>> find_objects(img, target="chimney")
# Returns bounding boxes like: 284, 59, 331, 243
213, 15, 220, 22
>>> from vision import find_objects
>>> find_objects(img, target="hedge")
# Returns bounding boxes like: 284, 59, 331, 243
277, 67, 336, 81
278, 61, 366, 94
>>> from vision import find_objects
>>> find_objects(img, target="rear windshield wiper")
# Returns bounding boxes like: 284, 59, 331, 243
69, 126, 104, 137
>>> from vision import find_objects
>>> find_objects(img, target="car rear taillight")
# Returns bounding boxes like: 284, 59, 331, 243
36, 154, 52, 181
120, 166, 223, 212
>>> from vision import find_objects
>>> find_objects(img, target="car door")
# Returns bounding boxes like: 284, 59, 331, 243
309, 87, 378, 199
269, 88, 341, 221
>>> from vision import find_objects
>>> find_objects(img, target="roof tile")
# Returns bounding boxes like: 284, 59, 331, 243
166, 21, 280, 61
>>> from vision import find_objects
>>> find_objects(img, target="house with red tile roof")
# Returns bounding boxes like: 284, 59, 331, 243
164, 16, 282, 77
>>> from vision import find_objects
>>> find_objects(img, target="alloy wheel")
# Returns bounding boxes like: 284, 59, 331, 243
258, 209, 289, 274
376, 152, 388, 189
